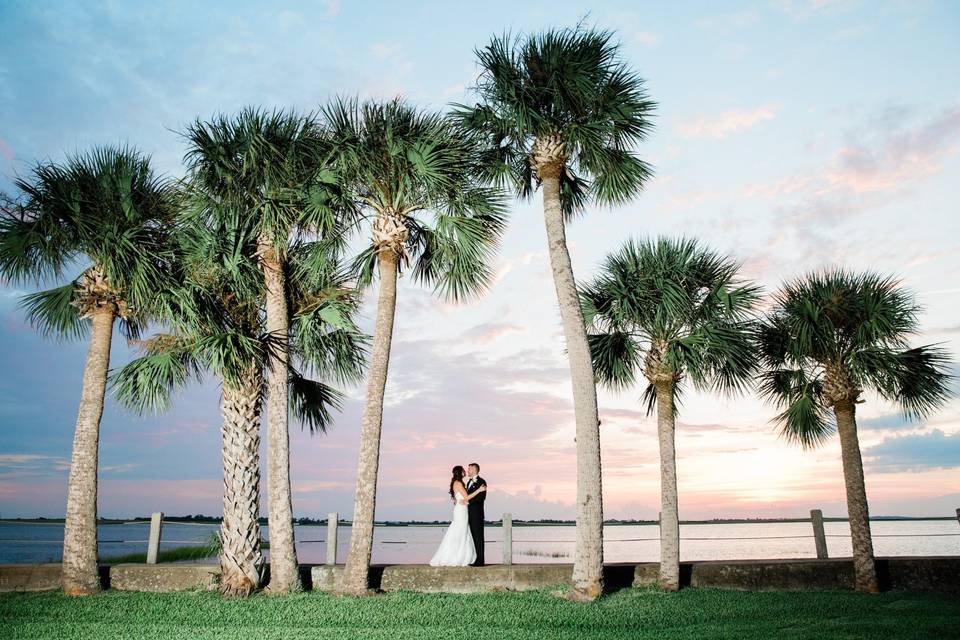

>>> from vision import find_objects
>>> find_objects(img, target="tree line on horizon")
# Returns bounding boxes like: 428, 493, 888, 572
0, 25, 952, 601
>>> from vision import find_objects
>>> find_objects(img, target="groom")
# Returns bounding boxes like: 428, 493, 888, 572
466, 462, 487, 566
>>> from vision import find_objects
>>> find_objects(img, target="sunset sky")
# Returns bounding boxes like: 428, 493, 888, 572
1, 0, 958, 522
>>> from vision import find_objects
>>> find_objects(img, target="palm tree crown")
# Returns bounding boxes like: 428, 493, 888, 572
322, 97, 508, 299
0, 146, 175, 339
582, 237, 761, 407
182, 107, 352, 258
454, 26, 656, 215
757, 270, 953, 448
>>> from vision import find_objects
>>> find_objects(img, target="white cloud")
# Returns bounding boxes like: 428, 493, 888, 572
322, 0, 341, 18
777, 0, 860, 19
0, 454, 70, 475
698, 8, 762, 31
633, 31, 661, 48
0, 454, 56, 464
370, 43, 397, 59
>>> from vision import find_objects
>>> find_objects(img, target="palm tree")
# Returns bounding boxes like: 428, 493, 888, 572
756, 270, 952, 592
581, 237, 759, 591
321, 97, 507, 594
0, 147, 175, 595
454, 26, 656, 599
182, 108, 352, 593
113, 228, 366, 597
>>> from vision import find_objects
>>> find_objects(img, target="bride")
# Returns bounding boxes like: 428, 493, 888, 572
429, 465, 486, 567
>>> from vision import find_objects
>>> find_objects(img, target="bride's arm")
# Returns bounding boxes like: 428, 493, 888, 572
465, 484, 487, 501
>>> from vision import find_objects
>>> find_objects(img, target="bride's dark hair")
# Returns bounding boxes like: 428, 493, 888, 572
449, 465, 465, 500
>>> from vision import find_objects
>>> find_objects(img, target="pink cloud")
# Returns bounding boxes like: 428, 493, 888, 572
678, 105, 778, 139
0, 138, 13, 164
905, 249, 955, 269
294, 480, 349, 494
108, 419, 214, 447
825, 146, 939, 193
822, 106, 960, 193
741, 175, 812, 199
461, 322, 523, 346
664, 189, 722, 211
100, 478, 222, 515
741, 104, 960, 229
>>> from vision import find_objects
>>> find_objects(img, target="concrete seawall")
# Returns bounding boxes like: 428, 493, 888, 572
2, 557, 957, 594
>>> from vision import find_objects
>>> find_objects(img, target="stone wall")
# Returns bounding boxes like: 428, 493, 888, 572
2, 558, 957, 594
110, 563, 219, 592
0, 564, 62, 592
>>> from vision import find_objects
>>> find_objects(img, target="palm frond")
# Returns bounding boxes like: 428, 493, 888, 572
409, 199, 508, 301
19, 282, 85, 341
112, 345, 204, 415
196, 331, 264, 388
289, 372, 344, 435
587, 331, 641, 391
853, 344, 954, 420
292, 290, 369, 385
639, 380, 683, 418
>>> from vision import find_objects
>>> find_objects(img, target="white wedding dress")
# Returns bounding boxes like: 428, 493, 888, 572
429, 489, 476, 567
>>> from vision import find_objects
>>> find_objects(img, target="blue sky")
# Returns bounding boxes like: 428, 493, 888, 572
1, 0, 958, 521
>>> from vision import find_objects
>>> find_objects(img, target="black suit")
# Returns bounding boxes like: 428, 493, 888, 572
466, 475, 486, 565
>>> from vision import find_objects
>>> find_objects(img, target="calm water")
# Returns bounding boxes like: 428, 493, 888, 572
2, 520, 958, 564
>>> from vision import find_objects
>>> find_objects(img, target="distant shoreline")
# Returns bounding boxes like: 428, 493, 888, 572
2, 515, 956, 527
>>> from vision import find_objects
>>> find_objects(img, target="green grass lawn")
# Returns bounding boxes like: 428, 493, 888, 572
2, 587, 957, 640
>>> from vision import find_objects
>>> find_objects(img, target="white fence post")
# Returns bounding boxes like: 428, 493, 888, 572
326, 512, 338, 566
502, 513, 512, 566
810, 509, 828, 559
146, 511, 163, 564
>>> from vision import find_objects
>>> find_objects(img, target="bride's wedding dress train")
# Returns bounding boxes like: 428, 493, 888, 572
429, 490, 476, 567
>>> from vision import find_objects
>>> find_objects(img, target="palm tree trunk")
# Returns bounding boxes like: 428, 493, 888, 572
834, 402, 879, 592
260, 240, 300, 594
541, 170, 604, 600
655, 382, 680, 591
219, 368, 264, 597
62, 306, 114, 596
338, 253, 399, 595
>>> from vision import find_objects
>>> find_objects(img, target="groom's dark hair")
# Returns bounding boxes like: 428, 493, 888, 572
469, 463, 480, 472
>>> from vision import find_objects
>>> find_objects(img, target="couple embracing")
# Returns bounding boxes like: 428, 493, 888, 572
429, 463, 488, 567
